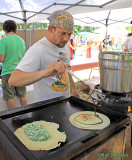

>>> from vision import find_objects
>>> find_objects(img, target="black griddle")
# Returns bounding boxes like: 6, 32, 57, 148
0, 96, 130, 160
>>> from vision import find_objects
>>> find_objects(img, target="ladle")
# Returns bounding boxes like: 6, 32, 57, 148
66, 68, 90, 94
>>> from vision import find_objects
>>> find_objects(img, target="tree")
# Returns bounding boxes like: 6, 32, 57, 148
126, 26, 132, 32
74, 25, 99, 33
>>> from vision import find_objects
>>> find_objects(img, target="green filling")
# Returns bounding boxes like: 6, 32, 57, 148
24, 123, 50, 141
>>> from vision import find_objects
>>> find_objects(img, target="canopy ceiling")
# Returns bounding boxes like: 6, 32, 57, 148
74, 7, 132, 27
0, 0, 132, 25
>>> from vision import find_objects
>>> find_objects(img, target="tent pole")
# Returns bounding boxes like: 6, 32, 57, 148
105, 26, 107, 51
32, 23, 34, 45
105, 10, 111, 51
23, 10, 27, 50
18, 0, 27, 49
24, 20, 27, 49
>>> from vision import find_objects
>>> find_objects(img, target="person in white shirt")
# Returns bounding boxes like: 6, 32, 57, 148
124, 33, 132, 52
8, 10, 83, 102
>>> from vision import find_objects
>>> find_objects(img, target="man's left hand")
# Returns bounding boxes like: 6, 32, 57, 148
72, 88, 80, 98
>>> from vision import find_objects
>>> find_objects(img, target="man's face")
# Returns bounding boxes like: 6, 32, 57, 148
51, 27, 73, 48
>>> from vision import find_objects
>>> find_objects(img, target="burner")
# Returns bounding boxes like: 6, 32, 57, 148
92, 84, 132, 114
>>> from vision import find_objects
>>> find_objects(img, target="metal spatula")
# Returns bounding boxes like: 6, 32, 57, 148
66, 68, 90, 94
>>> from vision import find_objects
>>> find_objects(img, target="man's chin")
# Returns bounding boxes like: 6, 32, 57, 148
56, 44, 66, 48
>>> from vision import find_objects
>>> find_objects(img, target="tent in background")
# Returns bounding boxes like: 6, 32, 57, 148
0, 0, 132, 46
0, 0, 132, 23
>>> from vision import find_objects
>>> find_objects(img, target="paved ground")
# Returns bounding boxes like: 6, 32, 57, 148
70, 47, 100, 82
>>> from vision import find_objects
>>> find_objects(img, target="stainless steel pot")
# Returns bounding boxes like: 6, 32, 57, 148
99, 51, 132, 93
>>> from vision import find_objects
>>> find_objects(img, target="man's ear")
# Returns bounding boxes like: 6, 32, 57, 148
48, 25, 54, 33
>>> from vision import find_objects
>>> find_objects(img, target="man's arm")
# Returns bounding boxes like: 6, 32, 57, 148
68, 73, 80, 98
0, 54, 4, 62
8, 61, 67, 87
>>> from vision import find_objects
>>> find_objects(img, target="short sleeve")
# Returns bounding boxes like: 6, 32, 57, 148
0, 38, 6, 55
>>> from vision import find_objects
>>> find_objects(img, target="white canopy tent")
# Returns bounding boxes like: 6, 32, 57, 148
0, 0, 132, 45
0, 0, 132, 23
74, 7, 132, 27
73, 7, 132, 44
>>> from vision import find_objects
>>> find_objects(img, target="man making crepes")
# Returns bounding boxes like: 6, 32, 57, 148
9, 10, 81, 102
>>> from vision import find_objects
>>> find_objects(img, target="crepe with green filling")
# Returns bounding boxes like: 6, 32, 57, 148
14, 121, 66, 150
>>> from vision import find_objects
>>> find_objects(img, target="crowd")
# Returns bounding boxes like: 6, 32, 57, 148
68, 32, 132, 60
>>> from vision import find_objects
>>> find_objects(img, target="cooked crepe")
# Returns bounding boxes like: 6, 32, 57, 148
14, 121, 66, 151
69, 111, 110, 130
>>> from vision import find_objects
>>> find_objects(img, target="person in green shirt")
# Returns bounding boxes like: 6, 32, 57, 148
0, 20, 27, 109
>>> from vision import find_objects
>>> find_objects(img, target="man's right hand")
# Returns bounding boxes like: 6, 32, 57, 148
46, 61, 67, 76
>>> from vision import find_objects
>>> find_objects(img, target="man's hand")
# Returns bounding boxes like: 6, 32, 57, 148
46, 61, 67, 76
71, 87, 80, 98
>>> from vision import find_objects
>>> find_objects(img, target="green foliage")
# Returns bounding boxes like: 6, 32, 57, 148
126, 26, 132, 32
0, 23, 3, 31
0, 22, 131, 34
74, 25, 99, 33
16, 23, 49, 30
0, 22, 99, 32
0, 22, 49, 31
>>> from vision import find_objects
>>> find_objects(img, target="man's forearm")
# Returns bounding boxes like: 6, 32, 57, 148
8, 69, 52, 87
9, 61, 67, 87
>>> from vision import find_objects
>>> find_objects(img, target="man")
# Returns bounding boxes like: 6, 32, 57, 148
0, 20, 27, 109
107, 35, 112, 46
124, 33, 132, 52
9, 10, 81, 102
102, 35, 112, 50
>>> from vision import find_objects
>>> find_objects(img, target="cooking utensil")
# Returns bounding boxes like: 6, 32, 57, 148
66, 68, 90, 94
99, 51, 132, 93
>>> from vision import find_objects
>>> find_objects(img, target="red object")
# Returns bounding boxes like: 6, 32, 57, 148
99, 44, 102, 51
1, 35, 5, 38
86, 47, 91, 58
71, 61, 98, 72
70, 47, 74, 60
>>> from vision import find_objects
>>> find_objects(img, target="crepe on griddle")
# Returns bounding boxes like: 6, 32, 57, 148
14, 120, 66, 151
69, 111, 110, 130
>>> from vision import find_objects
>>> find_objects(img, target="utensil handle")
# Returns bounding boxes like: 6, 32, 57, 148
66, 68, 81, 81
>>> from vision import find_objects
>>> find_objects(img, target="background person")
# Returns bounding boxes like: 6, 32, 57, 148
0, 20, 27, 109
124, 33, 132, 52
8, 10, 82, 103
68, 33, 76, 60
86, 41, 92, 58
99, 42, 102, 52
117, 38, 122, 51
122, 33, 132, 51
102, 35, 112, 50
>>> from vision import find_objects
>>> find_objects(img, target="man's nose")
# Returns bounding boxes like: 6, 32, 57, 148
63, 35, 69, 42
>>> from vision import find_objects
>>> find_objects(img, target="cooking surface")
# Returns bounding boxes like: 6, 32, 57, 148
0, 97, 129, 160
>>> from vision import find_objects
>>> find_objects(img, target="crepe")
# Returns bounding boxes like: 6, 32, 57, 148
14, 121, 66, 151
69, 111, 110, 130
